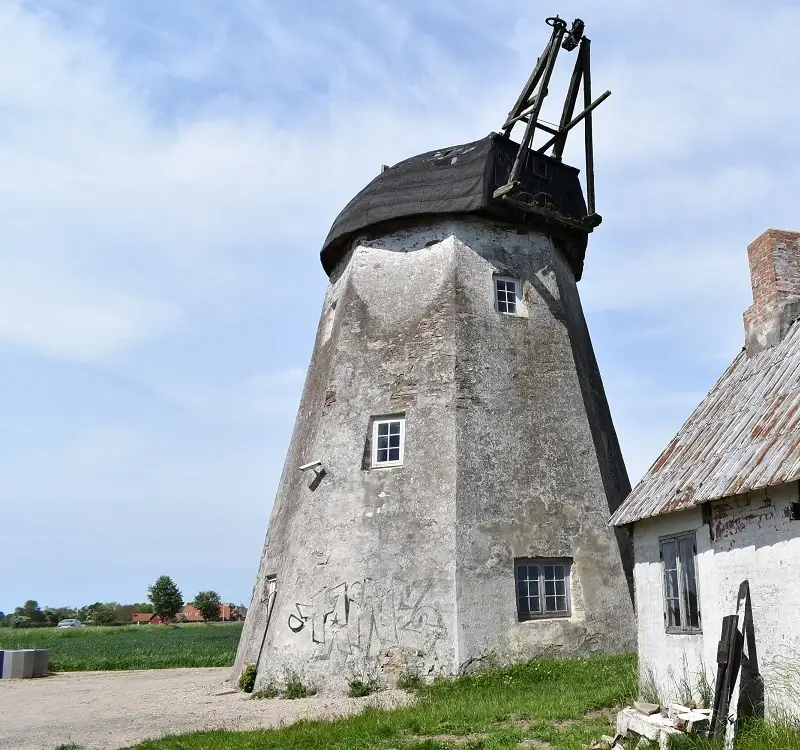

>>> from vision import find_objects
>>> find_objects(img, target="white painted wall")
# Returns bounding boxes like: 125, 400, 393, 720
633, 481, 800, 718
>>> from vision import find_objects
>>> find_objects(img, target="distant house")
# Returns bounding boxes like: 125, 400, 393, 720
132, 604, 237, 624
131, 613, 162, 625
610, 229, 800, 720
131, 603, 244, 624
179, 604, 233, 622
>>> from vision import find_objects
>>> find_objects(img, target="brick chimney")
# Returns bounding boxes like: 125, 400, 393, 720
743, 229, 800, 357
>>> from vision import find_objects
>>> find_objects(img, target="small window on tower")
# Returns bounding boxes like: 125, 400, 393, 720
515, 558, 572, 620
495, 276, 521, 315
372, 416, 405, 468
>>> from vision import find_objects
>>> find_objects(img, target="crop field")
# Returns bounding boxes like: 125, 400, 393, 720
0, 622, 242, 671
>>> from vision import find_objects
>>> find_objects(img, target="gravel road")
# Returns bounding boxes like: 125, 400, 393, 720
0, 668, 411, 750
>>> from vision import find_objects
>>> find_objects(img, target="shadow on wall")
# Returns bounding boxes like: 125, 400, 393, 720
542, 250, 635, 605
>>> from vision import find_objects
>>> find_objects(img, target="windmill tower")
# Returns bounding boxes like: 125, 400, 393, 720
234, 16, 635, 693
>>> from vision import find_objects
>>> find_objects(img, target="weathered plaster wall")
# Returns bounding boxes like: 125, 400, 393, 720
634, 481, 800, 717
450, 221, 635, 666
234, 216, 635, 693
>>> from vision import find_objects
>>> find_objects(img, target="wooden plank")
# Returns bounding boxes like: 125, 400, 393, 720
509, 26, 565, 183
552, 41, 585, 161
502, 36, 555, 135
583, 38, 596, 216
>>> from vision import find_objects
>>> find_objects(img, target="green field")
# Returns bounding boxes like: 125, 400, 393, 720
0, 622, 242, 672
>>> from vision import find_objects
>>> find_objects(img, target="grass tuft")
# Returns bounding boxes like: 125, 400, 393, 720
237, 664, 257, 693
284, 676, 317, 699
251, 684, 281, 699
348, 678, 379, 698
396, 671, 424, 692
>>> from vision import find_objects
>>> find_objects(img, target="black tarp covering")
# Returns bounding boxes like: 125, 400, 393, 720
320, 133, 590, 279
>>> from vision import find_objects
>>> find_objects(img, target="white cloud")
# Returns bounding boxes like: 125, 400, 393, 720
0, 256, 180, 360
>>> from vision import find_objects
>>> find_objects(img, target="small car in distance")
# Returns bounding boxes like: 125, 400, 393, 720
56, 619, 83, 628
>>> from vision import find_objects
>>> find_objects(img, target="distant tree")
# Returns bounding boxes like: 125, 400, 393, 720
147, 576, 184, 623
230, 604, 247, 622
193, 591, 222, 622
86, 602, 117, 625
14, 600, 45, 623
0, 611, 6, 627
43, 607, 78, 626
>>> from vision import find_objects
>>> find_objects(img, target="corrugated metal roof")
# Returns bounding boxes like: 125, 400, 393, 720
610, 321, 800, 526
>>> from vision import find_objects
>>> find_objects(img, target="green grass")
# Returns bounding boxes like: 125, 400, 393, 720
0, 622, 242, 672
670, 717, 800, 750
125, 653, 639, 750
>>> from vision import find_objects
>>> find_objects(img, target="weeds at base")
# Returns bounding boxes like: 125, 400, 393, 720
348, 678, 379, 698
396, 671, 424, 691
237, 664, 257, 694
248, 681, 317, 700
250, 685, 280, 699
284, 679, 317, 699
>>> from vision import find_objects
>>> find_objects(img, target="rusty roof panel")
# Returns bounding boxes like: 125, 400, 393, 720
611, 322, 800, 525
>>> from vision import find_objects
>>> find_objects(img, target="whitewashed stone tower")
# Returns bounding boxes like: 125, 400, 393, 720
234, 16, 635, 693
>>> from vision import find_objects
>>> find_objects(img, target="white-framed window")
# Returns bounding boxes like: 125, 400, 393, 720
371, 416, 405, 468
660, 532, 701, 634
515, 558, 572, 620
495, 276, 522, 315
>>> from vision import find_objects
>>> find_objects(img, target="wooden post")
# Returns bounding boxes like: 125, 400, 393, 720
711, 615, 738, 735
509, 25, 565, 184
582, 37, 596, 216
535, 90, 610, 155
552, 40, 585, 161
502, 34, 555, 136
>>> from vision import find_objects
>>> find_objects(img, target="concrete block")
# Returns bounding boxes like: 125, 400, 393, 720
2, 649, 35, 679
634, 701, 661, 715
616, 709, 682, 744
32, 649, 49, 677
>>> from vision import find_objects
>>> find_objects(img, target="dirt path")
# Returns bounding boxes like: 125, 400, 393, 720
0, 668, 411, 750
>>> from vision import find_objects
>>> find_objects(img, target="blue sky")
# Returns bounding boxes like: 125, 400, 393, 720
2, 0, 799, 613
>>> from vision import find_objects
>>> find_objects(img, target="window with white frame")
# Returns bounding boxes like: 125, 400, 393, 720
515, 558, 571, 620
371, 416, 405, 467
495, 276, 521, 315
660, 532, 701, 633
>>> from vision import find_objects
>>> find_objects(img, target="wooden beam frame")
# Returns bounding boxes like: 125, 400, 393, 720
494, 18, 608, 221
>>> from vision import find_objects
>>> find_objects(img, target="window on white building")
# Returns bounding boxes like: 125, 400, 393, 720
495, 276, 521, 315
660, 532, 701, 633
371, 417, 405, 467
515, 558, 572, 620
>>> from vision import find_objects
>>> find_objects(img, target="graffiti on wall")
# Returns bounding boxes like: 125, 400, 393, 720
711, 492, 786, 550
286, 577, 446, 664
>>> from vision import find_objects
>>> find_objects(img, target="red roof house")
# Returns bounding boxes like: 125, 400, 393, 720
131, 613, 162, 624
131, 603, 236, 624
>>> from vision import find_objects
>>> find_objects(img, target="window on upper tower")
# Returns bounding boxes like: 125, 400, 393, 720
371, 416, 405, 468
495, 276, 522, 315
660, 532, 701, 634
515, 558, 572, 620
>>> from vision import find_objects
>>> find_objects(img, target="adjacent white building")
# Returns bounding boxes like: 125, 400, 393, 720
611, 228, 800, 718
